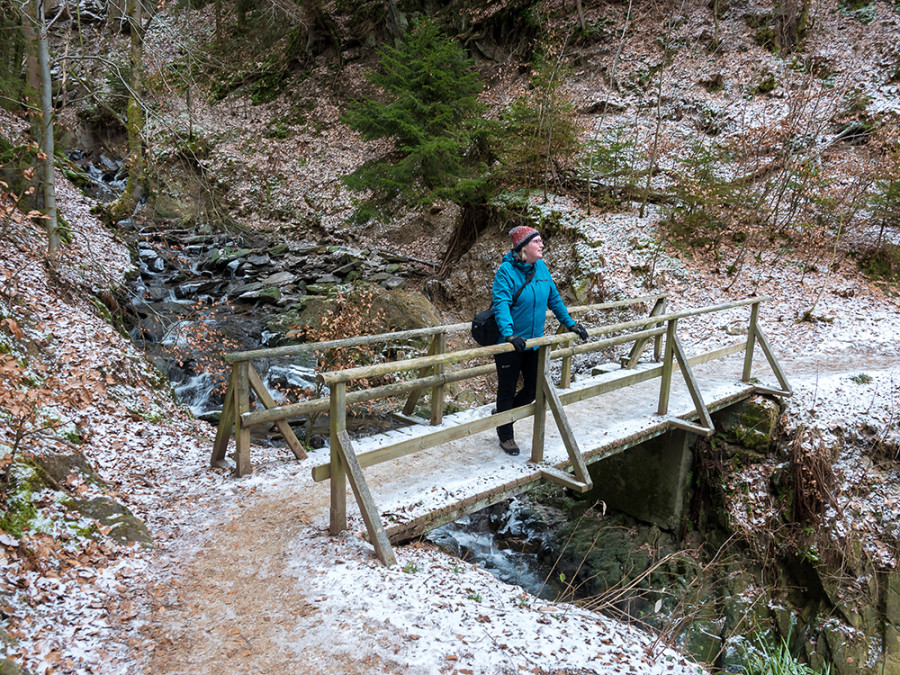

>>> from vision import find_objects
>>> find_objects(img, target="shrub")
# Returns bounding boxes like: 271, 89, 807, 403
497, 54, 579, 190
578, 125, 641, 205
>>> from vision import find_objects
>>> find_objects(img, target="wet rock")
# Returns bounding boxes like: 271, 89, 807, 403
175, 280, 219, 299
315, 273, 341, 284
268, 244, 290, 256
206, 247, 252, 269
247, 253, 270, 266
145, 285, 169, 302
229, 281, 264, 297
260, 271, 297, 287
149, 300, 192, 315
238, 286, 281, 304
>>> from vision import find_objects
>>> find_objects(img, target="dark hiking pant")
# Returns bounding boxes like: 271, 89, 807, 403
494, 349, 539, 442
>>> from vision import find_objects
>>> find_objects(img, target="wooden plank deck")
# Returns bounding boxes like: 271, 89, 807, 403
316, 354, 768, 545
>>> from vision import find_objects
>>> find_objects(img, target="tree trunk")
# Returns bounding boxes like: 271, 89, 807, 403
29, 0, 59, 256
0, 2, 27, 107
640, 67, 664, 218
112, 0, 144, 219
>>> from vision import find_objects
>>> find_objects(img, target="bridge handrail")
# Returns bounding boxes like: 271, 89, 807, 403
221, 292, 668, 363
241, 325, 668, 428
317, 296, 768, 386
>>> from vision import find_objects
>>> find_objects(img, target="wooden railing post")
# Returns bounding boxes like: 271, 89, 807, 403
401, 332, 444, 419
329, 382, 347, 534
657, 319, 677, 416
430, 332, 447, 425
742, 300, 760, 382
531, 345, 551, 463
653, 297, 668, 362
210, 365, 237, 468
557, 325, 574, 389
233, 361, 252, 476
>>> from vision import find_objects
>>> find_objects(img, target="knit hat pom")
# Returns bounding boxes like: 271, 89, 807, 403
510, 225, 540, 251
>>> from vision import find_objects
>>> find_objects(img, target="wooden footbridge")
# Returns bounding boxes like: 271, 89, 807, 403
211, 294, 790, 566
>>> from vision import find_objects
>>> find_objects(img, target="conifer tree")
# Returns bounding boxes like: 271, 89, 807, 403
342, 18, 488, 223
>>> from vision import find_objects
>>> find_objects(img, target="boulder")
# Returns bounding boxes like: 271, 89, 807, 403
33, 453, 108, 489
0, 658, 30, 675
238, 286, 281, 304
267, 283, 441, 343
714, 397, 780, 453
582, 98, 628, 114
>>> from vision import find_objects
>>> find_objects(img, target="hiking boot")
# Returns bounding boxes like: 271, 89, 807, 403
499, 439, 520, 456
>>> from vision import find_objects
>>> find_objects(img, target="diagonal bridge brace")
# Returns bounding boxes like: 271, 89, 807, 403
743, 302, 793, 398
532, 346, 593, 494
657, 320, 716, 437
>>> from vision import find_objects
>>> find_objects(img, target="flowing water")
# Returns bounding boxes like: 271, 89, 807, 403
428, 498, 566, 601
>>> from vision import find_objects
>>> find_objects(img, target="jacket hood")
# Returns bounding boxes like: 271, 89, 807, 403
502, 250, 535, 272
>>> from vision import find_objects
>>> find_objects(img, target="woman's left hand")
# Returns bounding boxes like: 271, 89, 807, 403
571, 323, 589, 341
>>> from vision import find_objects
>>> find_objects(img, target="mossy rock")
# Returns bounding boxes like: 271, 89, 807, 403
822, 622, 869, 675
720, 566, 773, 660
682, 618, 723, 664
32, 452, 108, 489
65, 496, 152, 545
0, 659, 31, 675
756, 72, 778, 94
714, 398, 779, 453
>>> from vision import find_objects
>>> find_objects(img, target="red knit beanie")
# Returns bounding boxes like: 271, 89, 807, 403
510, 225, 540, 251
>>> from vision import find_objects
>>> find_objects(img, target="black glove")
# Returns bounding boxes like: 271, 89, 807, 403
505, 335, 527, 352
571, 323, 589, 341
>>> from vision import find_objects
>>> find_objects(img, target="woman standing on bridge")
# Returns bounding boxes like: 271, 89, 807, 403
492, 225, 588, 456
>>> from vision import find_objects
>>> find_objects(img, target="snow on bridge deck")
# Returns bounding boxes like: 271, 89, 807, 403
320, 354, 766, 546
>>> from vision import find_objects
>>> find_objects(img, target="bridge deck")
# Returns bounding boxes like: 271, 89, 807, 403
330, 355, 765, 544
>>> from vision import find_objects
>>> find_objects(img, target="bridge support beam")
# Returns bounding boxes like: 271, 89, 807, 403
586, 429, 694, 531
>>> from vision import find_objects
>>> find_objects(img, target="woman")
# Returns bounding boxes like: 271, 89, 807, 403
492, 225, 588, 456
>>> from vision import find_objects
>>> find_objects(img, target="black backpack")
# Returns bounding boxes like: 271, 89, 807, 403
471, 270, 535, 346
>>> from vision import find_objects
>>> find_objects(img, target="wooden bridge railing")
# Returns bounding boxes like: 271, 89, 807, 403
210, 294, 791, 566
211, 293, 669, 475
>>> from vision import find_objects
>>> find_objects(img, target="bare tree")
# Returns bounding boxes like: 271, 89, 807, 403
24, 0, 60, 256
110, 0, 146, 219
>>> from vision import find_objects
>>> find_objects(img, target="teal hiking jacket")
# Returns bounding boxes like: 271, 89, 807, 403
492, 251, 575, 346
